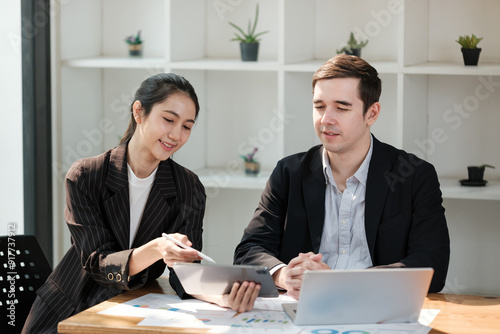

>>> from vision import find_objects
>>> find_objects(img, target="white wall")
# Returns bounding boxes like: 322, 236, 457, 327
0, 1, 24, 236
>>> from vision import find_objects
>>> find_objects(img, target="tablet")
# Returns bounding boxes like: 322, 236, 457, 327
173, 263, 279, 297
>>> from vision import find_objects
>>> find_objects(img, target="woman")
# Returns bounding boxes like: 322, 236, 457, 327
22, 73, 259, 334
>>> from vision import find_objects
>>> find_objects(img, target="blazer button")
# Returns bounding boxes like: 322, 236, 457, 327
116, 274, 122, 282
107, 273, 114, 281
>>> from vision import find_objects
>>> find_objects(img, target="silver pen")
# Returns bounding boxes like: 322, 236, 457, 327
162, 233, 216, 263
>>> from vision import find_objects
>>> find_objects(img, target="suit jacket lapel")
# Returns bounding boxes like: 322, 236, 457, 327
103, 144, 130, 250
303, 147, 326, 253
365, 136, 392, 261
132, 159, 177, 248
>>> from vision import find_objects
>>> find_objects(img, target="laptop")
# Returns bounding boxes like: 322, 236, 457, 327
282, 268, 433, 326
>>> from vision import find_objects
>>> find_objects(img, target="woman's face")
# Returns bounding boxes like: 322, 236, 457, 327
134, 93, 196, 164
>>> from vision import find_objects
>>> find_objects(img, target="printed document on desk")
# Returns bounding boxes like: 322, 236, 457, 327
98, 293, 438, 333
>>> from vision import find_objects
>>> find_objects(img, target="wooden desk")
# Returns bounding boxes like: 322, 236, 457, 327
58, 277, 500, 334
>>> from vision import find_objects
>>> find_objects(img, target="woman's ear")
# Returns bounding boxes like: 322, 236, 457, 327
132, 101, 144, 124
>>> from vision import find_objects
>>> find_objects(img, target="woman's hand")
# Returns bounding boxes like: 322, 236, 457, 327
157, 233, 201, 267
130, 233, 201, 276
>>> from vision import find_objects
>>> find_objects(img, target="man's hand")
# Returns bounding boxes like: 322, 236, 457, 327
289, 252, 330, 271
224, 281, 261, 313
273, 252, 330, 300
371, 262, 405, 269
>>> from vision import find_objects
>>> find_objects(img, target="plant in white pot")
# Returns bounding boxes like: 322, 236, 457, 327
456, 34, 483, 66
229, 3, 268, 61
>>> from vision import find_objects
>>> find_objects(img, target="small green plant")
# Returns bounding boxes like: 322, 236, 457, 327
456, 34, 483, 49
229, 3, 268, 44
336, 32, 369, 55
125, 30, 143, 45
241, 147, 258, 163
478, 164, 495, 169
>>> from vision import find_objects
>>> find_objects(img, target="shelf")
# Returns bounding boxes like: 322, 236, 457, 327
197, 173, 500, 201
284, 60, 400, 74
170, 58, 279, 71
197, 173, 500, 200
62, 57, 402, 74
195, 168, 270, 190
404, 62, 500, 76
62, 56, 166, 69
440, 178, 500, 201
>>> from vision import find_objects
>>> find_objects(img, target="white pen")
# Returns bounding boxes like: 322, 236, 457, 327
162, 233, 216, 264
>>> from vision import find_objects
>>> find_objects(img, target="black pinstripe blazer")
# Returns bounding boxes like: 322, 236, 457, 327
27, 143, 205, 328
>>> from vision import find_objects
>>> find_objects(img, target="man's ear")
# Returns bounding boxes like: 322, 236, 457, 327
132, 101, 144, 124
365, 102, 380, 126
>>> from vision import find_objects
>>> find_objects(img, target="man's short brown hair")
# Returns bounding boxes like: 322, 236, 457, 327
312, 55, 382, 116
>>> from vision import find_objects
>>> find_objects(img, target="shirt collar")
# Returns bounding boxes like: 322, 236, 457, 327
322, 134, 374, 188
322, 147, 334, 185
354, 135, 373, 188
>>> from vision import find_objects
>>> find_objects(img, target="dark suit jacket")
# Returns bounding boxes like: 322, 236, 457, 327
23, 144, 205, 331
234, 136, 450, 292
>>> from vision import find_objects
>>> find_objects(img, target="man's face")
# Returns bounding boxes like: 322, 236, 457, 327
313, 78, 377, 157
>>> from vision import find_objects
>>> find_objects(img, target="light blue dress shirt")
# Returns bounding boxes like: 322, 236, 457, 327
318, 136, 373, 269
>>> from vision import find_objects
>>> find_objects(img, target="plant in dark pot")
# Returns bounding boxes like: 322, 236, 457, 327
336, 32, 368, 57
456, 34, 483, 66
461, 164, 495, 186
125, 30, 143, 57
229, 3, 268, 61
468, 164, 495, 181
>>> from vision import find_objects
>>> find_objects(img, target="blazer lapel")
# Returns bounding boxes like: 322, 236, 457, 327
103, 144, 130, 250
365, 137, 392, 260
303, 147, 326, 253
132, 159, 177, 248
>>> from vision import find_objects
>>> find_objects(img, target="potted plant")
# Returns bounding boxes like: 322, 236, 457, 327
241, 147, 260, 175
466, 164, 495, 182
456, 34, 483, 66
125, 30, 143, 57
336, 32, 368, 57
229, 3, 268, 61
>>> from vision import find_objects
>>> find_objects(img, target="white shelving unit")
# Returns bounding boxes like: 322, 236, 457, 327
440, 179, 500, 201
52, 0, 500, 294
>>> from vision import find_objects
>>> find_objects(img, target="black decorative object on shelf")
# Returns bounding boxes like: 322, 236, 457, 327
459, 179, 488, 187
459, 164, 495, 187
240, 43, 260, 61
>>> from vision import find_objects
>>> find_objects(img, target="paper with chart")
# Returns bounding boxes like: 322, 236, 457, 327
98, 293, 236, 329
98, 293, 438, 333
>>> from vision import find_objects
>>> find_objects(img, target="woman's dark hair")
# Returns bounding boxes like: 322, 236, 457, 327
312, 55, 382, 116
119, 73, 200, 145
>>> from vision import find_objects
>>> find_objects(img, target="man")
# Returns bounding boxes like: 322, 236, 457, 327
234, 55, 450, 299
